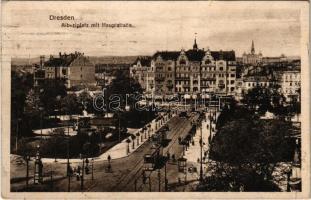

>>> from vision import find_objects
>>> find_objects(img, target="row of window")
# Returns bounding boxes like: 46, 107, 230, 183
287, 82, 300, 86
284, 74, 300, 80
284, 89, 299, 94
174, 86, 235, 92
165, 79, 235, 86
166, 73, 236, 79
246, 82, 270, 87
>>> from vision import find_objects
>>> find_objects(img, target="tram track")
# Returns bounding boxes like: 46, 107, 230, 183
109, 116, 185, 191
111, 114, 198, 191
108, 117, 194, 191
136, 114, 199, 192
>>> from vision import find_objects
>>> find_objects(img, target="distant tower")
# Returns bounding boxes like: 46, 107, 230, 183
39, 55, 45, 69
193, 33, 198, 51
251, 40, 255, 54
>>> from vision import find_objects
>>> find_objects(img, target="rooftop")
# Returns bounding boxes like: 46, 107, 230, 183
151, 49, 236, 62
44, 52, 83, 67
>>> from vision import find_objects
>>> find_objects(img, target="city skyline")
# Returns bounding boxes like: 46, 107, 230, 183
4, 1, 302, 58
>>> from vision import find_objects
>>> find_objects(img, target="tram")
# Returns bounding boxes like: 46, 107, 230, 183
143, 143, 163, 171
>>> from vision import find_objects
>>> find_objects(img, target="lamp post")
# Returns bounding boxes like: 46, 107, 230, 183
131, 135, 136, 149
39, 107, 44, 141
148, 125, 151, 139
15, 118, 21, 153
91, 158, 94, 180
66, 112, 71, 192
23, 154, 31, 189
50, 161, 54, 189
107, 155, 111, 172
136, 132, 140, 146
199, 122, 203, 182
144, 127, 147, 139
126, 138, 131, 155
158, 168, 161, 192
164, 157, 168, 191
80, 154, 85, 191
118, 112, 121, 142
34, 145, 43, 184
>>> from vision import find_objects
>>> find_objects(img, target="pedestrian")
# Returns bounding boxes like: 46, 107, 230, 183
85, 158, 90, 168
85, 166, 89, 174
77, 166, 81, 176
73, 167, 77, 177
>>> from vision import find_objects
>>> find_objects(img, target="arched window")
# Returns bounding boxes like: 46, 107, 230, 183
180, 59, 186, 65
205, 60, 211, 65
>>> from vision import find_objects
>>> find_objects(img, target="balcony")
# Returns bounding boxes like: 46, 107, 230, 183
155, 77, 165, 82
201, 77, 216, 81
175, 77, 190, 81
183, 84, 191, 88
218, 83, 225, 89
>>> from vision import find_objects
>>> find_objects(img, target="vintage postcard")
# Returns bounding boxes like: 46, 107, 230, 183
1, 1, 310, 199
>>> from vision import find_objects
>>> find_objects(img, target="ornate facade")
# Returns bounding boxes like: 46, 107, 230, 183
131, 39, 237, 97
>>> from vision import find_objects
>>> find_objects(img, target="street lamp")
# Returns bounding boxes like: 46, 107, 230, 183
34, 145, 43, 184
39, 107, 44, 141
80, 154, 85, 190
91, 158, 94, 180
15, 118, 22, 153
126, 138, 131, 155
66, 112, 71, 191
143, 126, 147, 139
140, 130, 144, 142
131, 135, 136, 149
23, 153, 31, 189
147, 124, 151, 139
136, 132, 140, 146
199, 122, 203, 182
118, 112, 121, 142
107, 155, 111, 172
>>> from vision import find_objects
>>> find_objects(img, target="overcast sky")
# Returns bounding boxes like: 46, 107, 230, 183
3, 1, 304, 58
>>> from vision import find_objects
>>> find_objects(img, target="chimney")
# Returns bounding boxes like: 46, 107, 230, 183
59, 52, 62, 58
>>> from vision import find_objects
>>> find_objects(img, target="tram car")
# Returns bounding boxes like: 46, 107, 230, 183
152, 129, 167, 143
143, 143, 163, 171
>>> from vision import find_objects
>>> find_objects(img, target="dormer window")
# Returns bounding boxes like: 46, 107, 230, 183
180, 59, 186, 65
205, 60, 211, 65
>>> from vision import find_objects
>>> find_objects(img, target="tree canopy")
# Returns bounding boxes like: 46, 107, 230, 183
205, 105, 296, 191
241, 85, 286, 115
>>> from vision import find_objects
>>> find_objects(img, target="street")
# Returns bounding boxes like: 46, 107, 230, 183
11, 112, 201, 192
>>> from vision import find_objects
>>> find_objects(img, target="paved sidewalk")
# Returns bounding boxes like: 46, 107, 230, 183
184, 110, 220, 178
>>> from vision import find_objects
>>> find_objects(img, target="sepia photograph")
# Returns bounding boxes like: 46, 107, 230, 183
1, 1, 310, 198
